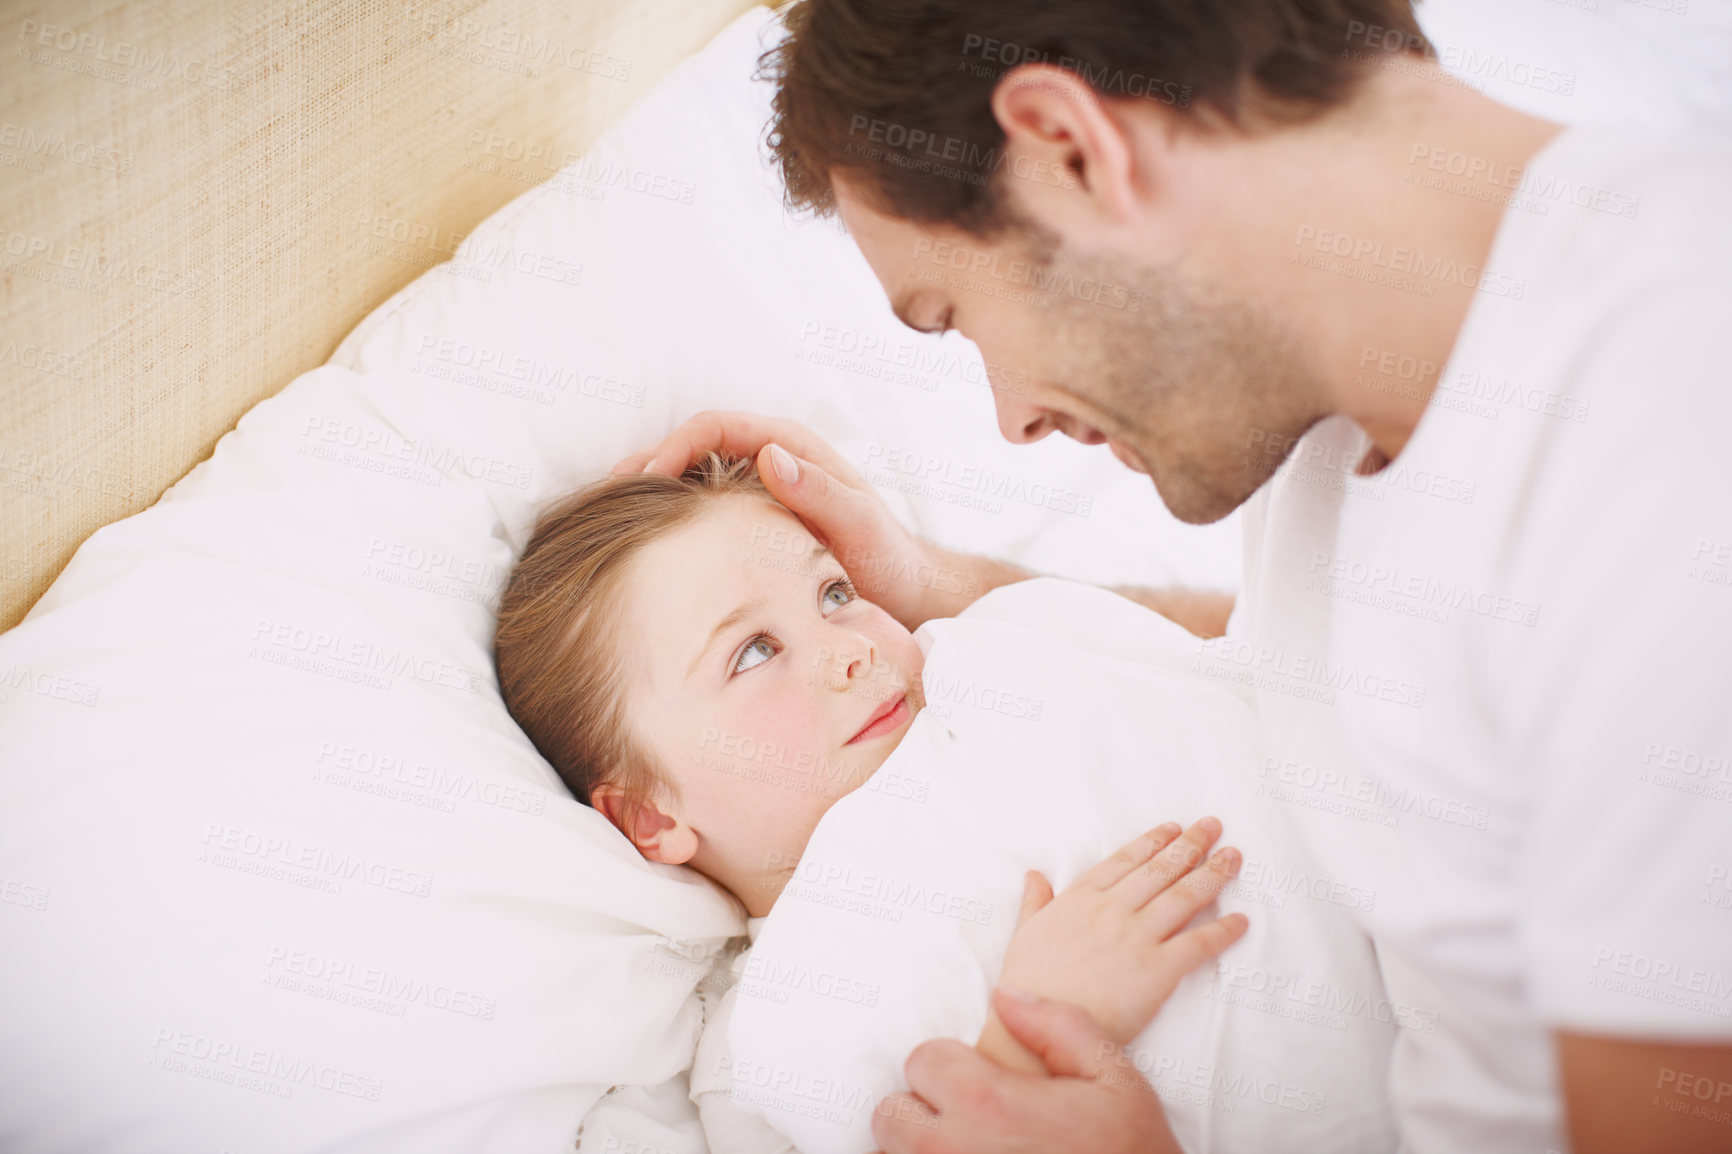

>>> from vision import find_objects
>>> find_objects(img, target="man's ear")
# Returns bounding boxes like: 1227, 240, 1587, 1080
591, 783, 699, 866
989, 62, 1154, 228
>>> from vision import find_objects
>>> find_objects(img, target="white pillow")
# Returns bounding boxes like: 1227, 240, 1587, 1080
0, 6, 1236, 1153
325, 15, 1241, 592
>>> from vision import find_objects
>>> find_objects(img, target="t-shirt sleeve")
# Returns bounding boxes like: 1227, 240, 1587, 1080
1495, 283, 1732, 1038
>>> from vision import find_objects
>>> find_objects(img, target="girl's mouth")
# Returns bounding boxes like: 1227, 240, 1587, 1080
847, 693, 909, 745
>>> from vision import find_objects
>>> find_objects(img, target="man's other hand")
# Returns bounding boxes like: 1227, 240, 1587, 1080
870, 986, 1181, 1154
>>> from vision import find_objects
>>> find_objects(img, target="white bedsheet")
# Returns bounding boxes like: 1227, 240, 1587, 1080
719, 578, 1400, 1154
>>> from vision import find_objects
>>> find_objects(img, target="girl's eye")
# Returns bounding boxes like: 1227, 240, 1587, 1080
733, 636, 777, 675
821, 577, 856, 613
729, 577, 855, 677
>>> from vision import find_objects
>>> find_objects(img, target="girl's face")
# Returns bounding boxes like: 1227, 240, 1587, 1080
599, 495, 926, 916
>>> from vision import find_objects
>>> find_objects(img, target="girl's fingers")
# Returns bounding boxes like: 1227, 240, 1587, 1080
1108, 817, 1224, 910
1074, 822, 1185, 892
1134, 846, 1243, 940
1141, 911, 1251, 988
1015, 870, 1055, 927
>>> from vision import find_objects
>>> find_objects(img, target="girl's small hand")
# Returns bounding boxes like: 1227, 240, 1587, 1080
976, 818, 1248, 1068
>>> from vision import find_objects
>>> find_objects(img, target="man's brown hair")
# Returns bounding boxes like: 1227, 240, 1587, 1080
760, 0, 1431, 236
493, 452, 770, 839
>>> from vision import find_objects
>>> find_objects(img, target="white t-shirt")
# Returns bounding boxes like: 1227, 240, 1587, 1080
1213, 126, 1732, 1152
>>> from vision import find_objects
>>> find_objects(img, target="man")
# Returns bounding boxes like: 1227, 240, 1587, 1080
618, 1, 1732, 1149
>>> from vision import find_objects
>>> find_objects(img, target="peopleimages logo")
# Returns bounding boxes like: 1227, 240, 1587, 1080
1210, 960, 1441, 1033
1258, 756, 1491, 831
1305, 551, 1540, 627
1, 228, 201, 297
911, 238, 1143, 312
17, 20, 236, 90
1589, 946, 1731, 1006
301, 416, 535, 489
263, 946, 498, 1019
0, 121, 134, 173
863, 442, 1093, 519
149, 1027, 384, 1101
200, 824, 436, 898
250, 615, 485, 694
1292, 224, 1526, 300
1193, 636, 1427, 710
783, 857, 996, 926
957, 34, 1192, 107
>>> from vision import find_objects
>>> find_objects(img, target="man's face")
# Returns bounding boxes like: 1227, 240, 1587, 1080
833, 177, 1325, 524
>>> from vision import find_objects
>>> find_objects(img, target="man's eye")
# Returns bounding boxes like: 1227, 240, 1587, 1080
733, 636, 777, 674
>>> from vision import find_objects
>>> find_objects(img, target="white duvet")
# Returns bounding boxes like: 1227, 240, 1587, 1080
713, 578, 1400, 1154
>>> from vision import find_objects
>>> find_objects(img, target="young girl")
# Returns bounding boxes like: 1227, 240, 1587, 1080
494, 454, 1391, 1154
494, 452, 932, 919
495, 451, 1229, 924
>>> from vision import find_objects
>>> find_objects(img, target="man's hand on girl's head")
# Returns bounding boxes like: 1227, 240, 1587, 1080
614, 409, 1009, 628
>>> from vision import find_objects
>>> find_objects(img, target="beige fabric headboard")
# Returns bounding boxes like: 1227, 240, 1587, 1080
0, 0, 761, 632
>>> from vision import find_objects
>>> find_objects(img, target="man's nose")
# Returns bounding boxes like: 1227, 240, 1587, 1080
993, 390, 1058, 444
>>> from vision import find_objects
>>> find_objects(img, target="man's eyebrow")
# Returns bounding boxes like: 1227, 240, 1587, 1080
682, 543, 839, 680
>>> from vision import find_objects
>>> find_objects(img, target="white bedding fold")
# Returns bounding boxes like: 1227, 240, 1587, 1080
717, 578, 1399, 1154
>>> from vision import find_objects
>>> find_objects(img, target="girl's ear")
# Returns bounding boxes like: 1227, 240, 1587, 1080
591, 783, 699, 866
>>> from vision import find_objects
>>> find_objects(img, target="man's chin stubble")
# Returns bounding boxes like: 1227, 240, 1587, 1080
1141, 446, 1278, 526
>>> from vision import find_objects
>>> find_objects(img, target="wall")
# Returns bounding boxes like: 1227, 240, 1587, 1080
0, 0, 761, 630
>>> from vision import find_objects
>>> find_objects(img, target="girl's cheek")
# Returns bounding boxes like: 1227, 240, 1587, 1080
729, 682, 782, 729
733, 682, 817, 746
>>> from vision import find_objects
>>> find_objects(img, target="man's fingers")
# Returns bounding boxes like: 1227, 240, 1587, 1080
608, 449, 652, 475
643, 411, 729, 476
1110, 817, 1223, 910
869, 1091, 941, 1154
755, 442, 807, 499
752, 447, 927, 609
618, 410, 866, 481
754, 443, 877, 553
1015, 870, 1054, 927
1073, 822, 1184, 892
990, 987, 1123, 1080
902, 1037, 1003, 1117
611, 410, 773, 476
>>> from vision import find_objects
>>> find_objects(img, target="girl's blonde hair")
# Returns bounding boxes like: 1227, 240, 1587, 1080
494, 452, 770, 838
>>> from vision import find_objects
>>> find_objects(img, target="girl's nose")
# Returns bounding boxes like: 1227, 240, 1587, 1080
823, 633, 879, 689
